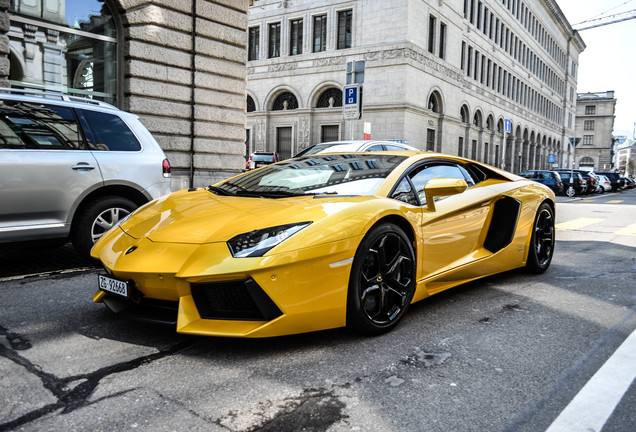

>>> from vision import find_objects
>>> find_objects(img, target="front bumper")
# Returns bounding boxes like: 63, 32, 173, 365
93, 231, 361, 337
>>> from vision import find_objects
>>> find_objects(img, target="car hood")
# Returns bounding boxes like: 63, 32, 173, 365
120, 188, 377, 244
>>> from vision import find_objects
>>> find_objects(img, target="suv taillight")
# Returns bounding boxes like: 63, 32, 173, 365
162, 158, 171, 178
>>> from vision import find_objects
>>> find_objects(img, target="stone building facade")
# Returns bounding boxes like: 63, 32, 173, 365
1, 0, 249, 190
574, 91, 616, 171
246, 0, 585, 173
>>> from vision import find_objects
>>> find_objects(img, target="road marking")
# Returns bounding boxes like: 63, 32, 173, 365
615, 223, 636, 236
545, 328, 636, 432
555, 218, 604, 231
604, 200, 623, 204
579, 199, 597, 203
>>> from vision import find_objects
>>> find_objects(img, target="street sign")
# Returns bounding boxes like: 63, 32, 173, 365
343, 84, 361, 120
569, 137, 582, 147
504, 119, 511, 133
548, 153, 556, 163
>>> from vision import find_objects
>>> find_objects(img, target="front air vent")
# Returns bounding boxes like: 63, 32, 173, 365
191, 278, 282, 321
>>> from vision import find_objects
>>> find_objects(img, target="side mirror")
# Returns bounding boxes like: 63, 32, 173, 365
424, 178, 468, 212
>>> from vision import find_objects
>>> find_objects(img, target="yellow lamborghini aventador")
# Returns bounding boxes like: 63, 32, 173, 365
92, 151, 555, 337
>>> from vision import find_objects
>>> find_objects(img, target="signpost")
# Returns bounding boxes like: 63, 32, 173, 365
566, 137, 582, 197
343, 60, 365, 139
343, 84, 361, 120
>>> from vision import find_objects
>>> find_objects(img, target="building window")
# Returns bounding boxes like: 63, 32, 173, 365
313, 15, 327, 52
585, 105, 596, 115
584, 120, 595, 130
428, 15, 437, 53
8, 0, 118, 104
272, 92, 298, 110
439, 22, 446, 59
321, 125, 340, 142
316, 88, 342, 108
268, 22, 281, 58
337, 10, 352, 49
277, 127, 293, 160
247, 96, 256, 112
248, 27, 259, 60
426, 129, 436, 151
289, 19, 303, 56
583, 135, 594, 145
458, 136, 464, 157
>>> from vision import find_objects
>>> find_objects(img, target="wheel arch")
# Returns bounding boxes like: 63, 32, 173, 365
368, 214, 417, 261
71, 185, 149, 231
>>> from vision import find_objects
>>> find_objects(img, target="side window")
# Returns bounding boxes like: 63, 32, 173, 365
79, 109, 141, 151
390, 177, 418, 206
385, 144, 408, 151
366, 145, 384, 151
0, 101, 83, 150
410, 163, 473, 205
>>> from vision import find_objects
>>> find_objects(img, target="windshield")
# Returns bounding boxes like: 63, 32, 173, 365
252, 154, 275, 162
213, 154, 407, 198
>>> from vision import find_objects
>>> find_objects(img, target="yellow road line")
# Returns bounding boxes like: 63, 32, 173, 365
556, 218, 604, 231
616, 223, 636, 236
604, 200, 623, 204
579, 199, 597, 203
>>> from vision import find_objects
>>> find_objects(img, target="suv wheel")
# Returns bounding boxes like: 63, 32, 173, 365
72, 196, 137, 259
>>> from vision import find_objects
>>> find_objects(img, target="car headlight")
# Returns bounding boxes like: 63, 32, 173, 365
227, 222, 312, 257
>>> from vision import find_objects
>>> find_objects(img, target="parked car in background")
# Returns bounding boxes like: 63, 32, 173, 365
558, 171, 587, 196
518, 170, 564, 195
294, 140, 417, 157
245, 152, 281, 170
555, 169, 598, 194
622, 176, 635, 189
595, 171, 624, 192
596, 174, 612, 193
0, 88, 172, 259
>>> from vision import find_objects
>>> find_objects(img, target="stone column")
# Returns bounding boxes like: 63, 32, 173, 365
0, 0, 8, 87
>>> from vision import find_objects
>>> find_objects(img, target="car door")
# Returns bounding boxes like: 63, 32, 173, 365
0, 100, 103, 242
404, 161, 498, 289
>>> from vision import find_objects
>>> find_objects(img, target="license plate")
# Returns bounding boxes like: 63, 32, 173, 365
98, 274, 129, 298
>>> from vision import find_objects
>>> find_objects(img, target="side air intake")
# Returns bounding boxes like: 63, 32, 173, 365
484, 196, 521, 253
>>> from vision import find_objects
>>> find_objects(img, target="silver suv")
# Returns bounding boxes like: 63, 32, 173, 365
0, 89, 172, 258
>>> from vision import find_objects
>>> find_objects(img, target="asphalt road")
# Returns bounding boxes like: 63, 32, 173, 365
1, 189, 635, 431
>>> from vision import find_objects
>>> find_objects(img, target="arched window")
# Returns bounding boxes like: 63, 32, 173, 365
428, 92, 442, 113
473, 111, 483, 127
272, 92, 299, 110
8, 0, 119, 104
460, 105, 470, 124
247, 96, 256, 112
579, 157, 594, 167
316, 88, 342, 108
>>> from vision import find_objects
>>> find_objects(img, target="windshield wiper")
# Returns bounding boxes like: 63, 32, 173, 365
207, 186, 234, 196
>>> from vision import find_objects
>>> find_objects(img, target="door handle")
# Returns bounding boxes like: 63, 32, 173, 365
72, 162, 96, 171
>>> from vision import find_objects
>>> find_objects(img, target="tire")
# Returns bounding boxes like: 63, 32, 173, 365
347, 223, 416, 335
525, 202, 555, 274
72, 196, 137, 259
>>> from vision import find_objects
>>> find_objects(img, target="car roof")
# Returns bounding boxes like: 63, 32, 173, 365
315, 140, 416, 153
0, 88, 120, 111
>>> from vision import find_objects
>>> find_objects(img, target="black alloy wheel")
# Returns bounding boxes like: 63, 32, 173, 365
347, 223, 416, 335
525, 202, 555, 273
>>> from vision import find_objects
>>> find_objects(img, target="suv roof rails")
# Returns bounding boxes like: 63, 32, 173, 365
0, 87, 117, 109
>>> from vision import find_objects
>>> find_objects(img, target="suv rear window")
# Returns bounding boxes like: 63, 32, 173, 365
0, 101, 83, 150
79, 109, 141, 151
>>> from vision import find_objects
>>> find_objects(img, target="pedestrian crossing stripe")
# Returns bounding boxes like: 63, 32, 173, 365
615, 223, 636, 236
556, 218, 604, 231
